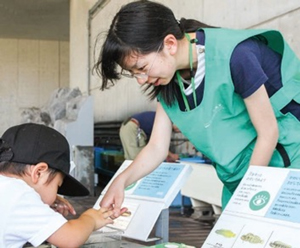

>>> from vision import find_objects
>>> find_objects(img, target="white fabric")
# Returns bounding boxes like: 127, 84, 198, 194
182, 44, 205, 95
0, 175, 67, 248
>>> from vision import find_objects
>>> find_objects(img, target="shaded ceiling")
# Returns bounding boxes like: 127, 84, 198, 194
0, 0, 70, 41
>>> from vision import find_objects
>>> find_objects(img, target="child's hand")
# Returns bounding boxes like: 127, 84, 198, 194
166, 152, 179, 162
51, 195, 76, 216
81, 207, 115, 230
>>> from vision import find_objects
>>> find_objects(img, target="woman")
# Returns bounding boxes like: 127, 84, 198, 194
94, 0, 300, 215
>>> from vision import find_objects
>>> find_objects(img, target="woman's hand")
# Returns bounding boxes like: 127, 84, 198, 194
100, 177, 128, 218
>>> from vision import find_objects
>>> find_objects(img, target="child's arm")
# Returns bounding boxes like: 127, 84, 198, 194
47, 207, 114, 248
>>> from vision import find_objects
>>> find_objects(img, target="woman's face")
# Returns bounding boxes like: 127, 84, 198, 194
122, 46, 177, 86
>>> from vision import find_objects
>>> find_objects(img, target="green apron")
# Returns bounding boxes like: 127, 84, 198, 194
158, 28, 300, 208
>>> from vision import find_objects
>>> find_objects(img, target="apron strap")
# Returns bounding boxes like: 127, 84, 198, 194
270, 76, 300, 112
276, 143, 291, 167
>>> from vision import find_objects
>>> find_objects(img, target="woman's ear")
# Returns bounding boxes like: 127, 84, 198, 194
31, 162, 49, 184
163, 34, 178, 55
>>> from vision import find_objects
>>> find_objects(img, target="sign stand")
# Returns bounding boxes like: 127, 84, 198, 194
93, 160, 192, 243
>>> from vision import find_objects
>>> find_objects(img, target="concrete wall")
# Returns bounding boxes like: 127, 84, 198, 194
90, 0, 157, 123
69, 0, 300, 124
1, 1, 299, 136
70, 0, 157, 124
69, 0, 95, 93
0, 38, 69, 135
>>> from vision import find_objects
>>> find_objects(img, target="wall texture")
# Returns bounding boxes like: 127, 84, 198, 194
70, 0, 157, 124
0, 38, 69, 135
69, 0, 300, 124
1, 1, 299, 136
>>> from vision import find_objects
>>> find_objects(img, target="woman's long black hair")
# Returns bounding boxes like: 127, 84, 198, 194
94, 0, 214, 106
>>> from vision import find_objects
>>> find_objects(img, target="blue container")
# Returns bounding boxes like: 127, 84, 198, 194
100, 150, 124, 172
94, 147, 104, 169
171, 192, 192, 207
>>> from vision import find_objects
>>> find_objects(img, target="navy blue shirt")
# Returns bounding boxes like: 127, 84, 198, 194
176, 30, 300, 120
131, 111, 155, 138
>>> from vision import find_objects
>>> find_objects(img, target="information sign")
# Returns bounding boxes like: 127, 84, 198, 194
94, 160, 192, 241
202, 166, 300, 248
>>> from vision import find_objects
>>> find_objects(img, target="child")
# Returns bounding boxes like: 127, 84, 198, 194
0, 123, 117, 248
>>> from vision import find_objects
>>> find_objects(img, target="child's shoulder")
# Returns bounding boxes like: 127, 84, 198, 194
0, 174, 33, 195
0, 174, 43, 214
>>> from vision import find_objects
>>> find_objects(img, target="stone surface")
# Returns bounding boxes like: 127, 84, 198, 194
20, 87, 83, 127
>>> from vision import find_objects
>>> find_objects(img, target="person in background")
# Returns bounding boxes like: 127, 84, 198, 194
0, 123, 124, 248
120, 111, 179, 162
94, 0, 300, 216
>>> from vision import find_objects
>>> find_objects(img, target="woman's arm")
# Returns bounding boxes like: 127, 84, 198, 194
244, 84, 279, 166
123, 103, 173, 181
100, 102, 173, 216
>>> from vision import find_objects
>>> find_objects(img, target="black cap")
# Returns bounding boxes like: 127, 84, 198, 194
0, 123, 89, 196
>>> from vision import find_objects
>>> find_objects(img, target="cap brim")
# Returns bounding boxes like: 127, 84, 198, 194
58, 174, 90, 197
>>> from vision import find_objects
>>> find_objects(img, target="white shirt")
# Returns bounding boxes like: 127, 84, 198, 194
0, 175, 67, 248
181, 44, 205, 95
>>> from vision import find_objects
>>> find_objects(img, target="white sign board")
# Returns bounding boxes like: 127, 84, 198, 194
94, 160, 192, 241
202, 165, 300, 248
